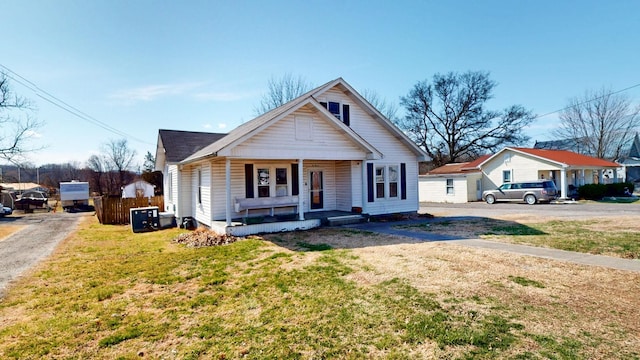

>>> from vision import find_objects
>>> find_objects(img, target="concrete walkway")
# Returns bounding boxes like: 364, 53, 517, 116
344, 218, 640, 273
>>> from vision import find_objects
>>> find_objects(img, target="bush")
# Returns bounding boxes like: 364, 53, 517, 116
578, 182, 635, 200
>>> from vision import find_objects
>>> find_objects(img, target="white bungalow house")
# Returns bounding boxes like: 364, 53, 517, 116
155, 78, 428, 235
420, 147, 620, 203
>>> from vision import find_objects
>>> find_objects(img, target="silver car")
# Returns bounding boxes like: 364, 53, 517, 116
483, 180, 559, 205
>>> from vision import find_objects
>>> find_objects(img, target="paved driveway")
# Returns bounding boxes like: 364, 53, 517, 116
0, 212, 87, 298
421, 201, 640, 220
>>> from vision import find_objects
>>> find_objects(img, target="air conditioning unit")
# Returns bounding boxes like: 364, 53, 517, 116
130, 206, 160, 233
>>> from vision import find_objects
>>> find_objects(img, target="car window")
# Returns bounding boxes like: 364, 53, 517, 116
499, 184, 511, 190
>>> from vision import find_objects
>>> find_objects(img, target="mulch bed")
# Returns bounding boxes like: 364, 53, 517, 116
172, 228, 242, 248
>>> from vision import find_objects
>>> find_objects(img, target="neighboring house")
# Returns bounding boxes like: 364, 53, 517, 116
155, 78, 428, 235
419, 156, 487, 203
617, 133, 640, 183
419, 148, 619, 202
122, 180, 155, 198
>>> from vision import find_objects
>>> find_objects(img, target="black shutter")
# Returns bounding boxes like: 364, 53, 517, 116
291, 163, 299, 196
367, 163, 374, 203
342, 104, 350, 126
400, 163, 407, 200
319, 101, 327, 109
244, 164, 254, 198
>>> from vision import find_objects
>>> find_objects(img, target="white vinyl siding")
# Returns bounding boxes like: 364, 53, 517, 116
228, 109, 367, 160
419, 173, 482, 203
192, 163, 211, 226
335, 161, 352, 211
482, 150, 561, 192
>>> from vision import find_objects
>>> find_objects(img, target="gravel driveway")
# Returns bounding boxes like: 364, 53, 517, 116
0, 212, 87, 298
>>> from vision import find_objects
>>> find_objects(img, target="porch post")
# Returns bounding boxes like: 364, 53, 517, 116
298, 158, 304, 221
560, 167, 567, 199
613, 168, 618, 183
225, 159, 232, 226
361, 160, 367, 214
598, 169, 604, 184
580, 169, 585, 186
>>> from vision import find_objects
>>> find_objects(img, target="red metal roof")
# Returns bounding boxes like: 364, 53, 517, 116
427, 162, 474, 175
509, 147, 619, 167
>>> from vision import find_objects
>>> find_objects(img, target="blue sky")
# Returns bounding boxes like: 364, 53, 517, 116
2, 0, 639, 167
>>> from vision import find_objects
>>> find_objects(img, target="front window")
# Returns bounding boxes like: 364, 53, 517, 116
276, 168, 288, 197
257, 168, 270, 197
446, 178, 454, 195
389, 165, 399, 198
375, 166, 385, 198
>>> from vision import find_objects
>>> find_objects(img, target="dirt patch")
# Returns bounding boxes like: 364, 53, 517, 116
0, 225, 24, 241
172, 228, 242, 248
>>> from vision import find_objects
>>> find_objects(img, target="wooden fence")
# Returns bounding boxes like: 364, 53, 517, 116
94, 196, 164, 225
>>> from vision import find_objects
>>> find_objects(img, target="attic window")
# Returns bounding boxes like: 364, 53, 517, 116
320, 101, 350, 126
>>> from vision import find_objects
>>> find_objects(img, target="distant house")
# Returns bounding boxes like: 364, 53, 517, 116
617, 133, 640, 183
420, 148, 619, 202
155, 78, 428, 235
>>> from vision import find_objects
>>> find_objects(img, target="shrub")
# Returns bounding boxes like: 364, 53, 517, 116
578, 182, 635, 200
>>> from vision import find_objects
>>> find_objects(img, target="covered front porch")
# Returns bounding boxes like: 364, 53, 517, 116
537, 166, 620, 199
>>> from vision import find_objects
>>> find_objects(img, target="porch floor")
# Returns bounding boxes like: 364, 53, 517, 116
233, 210, 365, 225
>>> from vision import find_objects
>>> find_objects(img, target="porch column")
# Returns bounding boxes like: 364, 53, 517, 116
225, 159, 232, 226
613, 168, 619, 183
580, 169, 585, 186
598, 169, 604, 184
298, 158, 304, 221
560, 167, 567, 199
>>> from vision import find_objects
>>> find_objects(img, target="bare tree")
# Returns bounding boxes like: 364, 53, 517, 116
361, 89, 399, 122
86, 154, 108, 195
254, 74, 313, 115
553, 88, 640, 160
399, 71, 534, 167
103, 139, 137, 194
0, 72, 43, 163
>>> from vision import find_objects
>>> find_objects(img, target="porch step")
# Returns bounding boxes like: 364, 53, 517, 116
326, 214, 366, 226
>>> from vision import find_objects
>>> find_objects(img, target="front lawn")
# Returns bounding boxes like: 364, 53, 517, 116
399, 217, 640, 259
0, 217, 638, 359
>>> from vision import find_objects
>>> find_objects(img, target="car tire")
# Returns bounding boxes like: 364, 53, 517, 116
525, 194, 537, 205
485, 194, 496, 204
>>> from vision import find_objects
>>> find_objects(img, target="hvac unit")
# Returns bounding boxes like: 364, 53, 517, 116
130, 206, 160, 233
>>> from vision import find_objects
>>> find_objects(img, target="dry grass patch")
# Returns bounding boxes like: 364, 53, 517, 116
0, 225, 24, 241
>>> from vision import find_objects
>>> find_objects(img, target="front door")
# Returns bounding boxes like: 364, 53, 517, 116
310, 170, 324, 210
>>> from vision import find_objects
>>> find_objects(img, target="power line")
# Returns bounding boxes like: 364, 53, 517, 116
534, 82, 640, 119
0, 64, 154, 145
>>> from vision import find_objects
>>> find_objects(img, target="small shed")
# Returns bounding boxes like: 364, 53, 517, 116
419, 159, 486, 203
122, 180, 155, 199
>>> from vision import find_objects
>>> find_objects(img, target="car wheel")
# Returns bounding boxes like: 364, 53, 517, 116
525, 194, 537, 205
485, 194, 496, 204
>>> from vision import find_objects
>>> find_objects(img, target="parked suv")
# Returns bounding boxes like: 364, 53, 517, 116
482, 180, 558, 205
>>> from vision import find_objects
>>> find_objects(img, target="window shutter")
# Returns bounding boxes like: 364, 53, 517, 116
342, 104, 350, 126
319, 101, 327, 109
400, 163, 407, 200
291, 163, 299, 196
244, 164, 254, 198
367, 163, 374, 203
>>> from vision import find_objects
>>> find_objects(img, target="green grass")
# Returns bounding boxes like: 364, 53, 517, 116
0, 218, 636, 358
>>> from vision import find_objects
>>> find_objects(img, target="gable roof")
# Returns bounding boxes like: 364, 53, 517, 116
181, 78, 428, 164
157, 129, 227, 163
480, 147, 619, 168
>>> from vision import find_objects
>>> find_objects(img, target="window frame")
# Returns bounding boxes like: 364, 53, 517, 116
375, 166, 385, 198
255, 164, 293, 198
446, 178, 454, 195
503, 169, 512, 183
